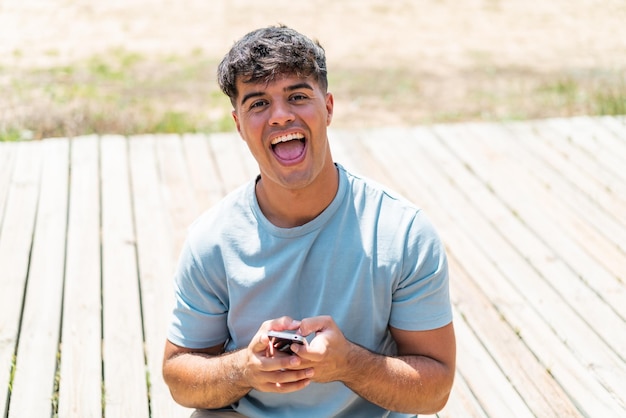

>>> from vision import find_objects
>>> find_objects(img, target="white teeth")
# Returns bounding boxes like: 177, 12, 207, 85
271, 133, 304, 145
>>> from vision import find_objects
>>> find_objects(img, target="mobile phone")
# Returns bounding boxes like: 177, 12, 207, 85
267, 330, 305, 355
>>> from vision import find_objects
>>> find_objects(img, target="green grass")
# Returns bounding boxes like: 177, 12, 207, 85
1, 48, 233, 141
328, 65, 626, 126
8, 353, 16, 392
594, 89, 626, 115
1, 48, 625, 141
0, 128, 23, 142
51, 348, 61, 417
536, 76, 626, 116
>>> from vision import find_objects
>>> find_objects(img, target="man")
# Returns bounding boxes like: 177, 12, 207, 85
163, 25, 455, 418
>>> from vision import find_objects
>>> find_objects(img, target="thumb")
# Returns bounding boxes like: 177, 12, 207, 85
251, 317, 302, 353
251, 331, 271, 353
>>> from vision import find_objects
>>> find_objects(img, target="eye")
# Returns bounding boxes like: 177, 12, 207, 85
249, 100, 268, 110
289, 93, 308, 102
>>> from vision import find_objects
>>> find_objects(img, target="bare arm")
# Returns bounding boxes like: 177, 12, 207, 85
293, 317, 456, 415
162, 341, 249, 408
162, 317, 314, 409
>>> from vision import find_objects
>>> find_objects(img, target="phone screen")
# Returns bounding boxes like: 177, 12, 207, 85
267, 330, 305, 355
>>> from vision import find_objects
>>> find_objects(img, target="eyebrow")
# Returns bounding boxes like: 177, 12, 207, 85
240, 82, 315, 107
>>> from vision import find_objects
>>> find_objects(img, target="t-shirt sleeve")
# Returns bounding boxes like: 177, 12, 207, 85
390, 210, 453, 331
167, 237, 230, 349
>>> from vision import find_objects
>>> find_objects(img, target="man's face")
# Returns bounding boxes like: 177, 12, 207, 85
232, 75, 334, 192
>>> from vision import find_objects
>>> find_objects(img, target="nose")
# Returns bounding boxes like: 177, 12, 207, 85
269, 101, 295, 126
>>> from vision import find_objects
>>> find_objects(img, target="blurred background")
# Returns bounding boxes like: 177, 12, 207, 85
1, 0, 625, 140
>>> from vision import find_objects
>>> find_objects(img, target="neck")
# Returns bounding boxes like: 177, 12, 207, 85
255, 164, 339, 228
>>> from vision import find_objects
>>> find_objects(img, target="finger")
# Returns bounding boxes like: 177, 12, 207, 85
265, 316, 301, 332
273, 377, 311, 391
253, 317, 304, 354
298, 315, 332, 336
260, 377, 311, 393
289, 340, 324, 362
263, 369, 314, 391
272, 352, 305, 370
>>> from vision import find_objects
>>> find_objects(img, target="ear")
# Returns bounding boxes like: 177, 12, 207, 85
325, 92, 334, 126
232, 110, 241, 135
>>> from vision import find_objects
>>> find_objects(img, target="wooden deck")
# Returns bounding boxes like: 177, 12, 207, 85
1, 116, 625, 417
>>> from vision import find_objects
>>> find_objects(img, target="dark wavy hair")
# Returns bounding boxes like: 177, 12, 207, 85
217, 25, 328, 106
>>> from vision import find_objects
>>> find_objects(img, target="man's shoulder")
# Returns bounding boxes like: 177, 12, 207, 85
339, 164, 420, 213
188, 180, 254, 236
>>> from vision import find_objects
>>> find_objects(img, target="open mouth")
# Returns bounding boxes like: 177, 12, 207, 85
271, 132, 306, 162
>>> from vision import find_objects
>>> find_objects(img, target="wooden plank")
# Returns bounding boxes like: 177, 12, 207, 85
482, 120, 626, 290
437, 369, 488, 418
452, 305, 534, 417
9, 138, 69, 417
231, 133, 259, 179
474, 122, 626, 274
0, 141, 42, 416
597, 116, 626, 161
581, 116, 626, 179
535, 119, 626, 204
213, 131, 258, 180
330, 128, 401, 194
129, 136, 192, 418
429, 123, 626, 414
436, 121, 626, 354
441, 119, 626, 349
358, 126, 588, 416
155, 134, 200, 254
208, 132, 254, 193
57, 135, 102, 418
504, 121, 626, 236
513, 121, 626, 319
448, 257, 580, 417
182, 133, 225, 210
0, 142, 18, 230
100, 135, 150, 417
581, 116, 626, 227
152, 133, 215, 415
549, 117, 626, 184
463, 122, 626, 352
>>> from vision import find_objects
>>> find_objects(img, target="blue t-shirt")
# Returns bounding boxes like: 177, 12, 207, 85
168, 164, 452, 418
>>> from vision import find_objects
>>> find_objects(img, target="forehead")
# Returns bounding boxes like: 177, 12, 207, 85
237, 74, 320, 93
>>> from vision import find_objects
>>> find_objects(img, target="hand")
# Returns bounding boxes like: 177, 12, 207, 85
290, 315, 354, 384
241, 316, 314, 393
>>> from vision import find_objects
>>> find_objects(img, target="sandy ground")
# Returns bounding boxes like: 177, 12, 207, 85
1, 0, 626, 129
